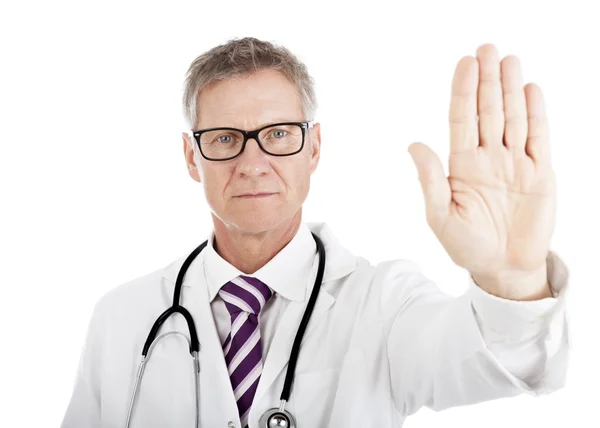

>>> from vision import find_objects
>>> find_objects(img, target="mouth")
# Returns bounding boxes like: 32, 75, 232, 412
233, 192, 277, 199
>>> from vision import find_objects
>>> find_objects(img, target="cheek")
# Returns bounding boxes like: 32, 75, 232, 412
201, 166, 229, 199
278, 162, 311, 197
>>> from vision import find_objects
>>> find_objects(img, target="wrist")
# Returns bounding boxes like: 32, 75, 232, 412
470, 264, 552, 301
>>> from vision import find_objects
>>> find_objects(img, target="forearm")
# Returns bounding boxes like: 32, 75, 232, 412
384, 252, 569, 415
467, 250, 570, 390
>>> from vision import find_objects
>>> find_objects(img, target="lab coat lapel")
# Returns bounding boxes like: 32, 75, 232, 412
171, 253, 240, 425
253, 223, 358, 409
253, 284, 335, 409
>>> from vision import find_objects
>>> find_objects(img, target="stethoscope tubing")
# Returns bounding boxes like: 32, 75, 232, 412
125, 232, 324, 428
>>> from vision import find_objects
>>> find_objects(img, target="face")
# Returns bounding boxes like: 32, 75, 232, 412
182, 69, 321, 235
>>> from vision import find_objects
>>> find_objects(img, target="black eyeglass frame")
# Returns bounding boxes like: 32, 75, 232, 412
191, 120, 314, 161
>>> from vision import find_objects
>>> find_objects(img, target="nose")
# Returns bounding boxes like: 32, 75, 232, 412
236, 138, 270, 177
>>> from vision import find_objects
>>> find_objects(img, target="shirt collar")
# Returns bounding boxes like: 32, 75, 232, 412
161, 222, 357, 301
203, 223, 317, 303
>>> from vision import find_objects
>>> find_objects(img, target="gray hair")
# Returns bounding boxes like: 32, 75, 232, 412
182, 37, 318, 129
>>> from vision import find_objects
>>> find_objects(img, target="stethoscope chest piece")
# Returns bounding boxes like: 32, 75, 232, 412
259, 407, 296, 428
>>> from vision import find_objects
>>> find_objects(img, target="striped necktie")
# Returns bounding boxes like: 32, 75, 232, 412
218, 275, 273, 428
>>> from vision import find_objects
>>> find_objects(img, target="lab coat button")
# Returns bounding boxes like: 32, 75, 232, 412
228, 422, 235, 428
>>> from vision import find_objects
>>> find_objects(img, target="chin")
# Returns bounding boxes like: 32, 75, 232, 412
210, 191, 305, 235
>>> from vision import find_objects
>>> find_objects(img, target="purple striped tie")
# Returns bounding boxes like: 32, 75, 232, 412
219, 275, 273, 428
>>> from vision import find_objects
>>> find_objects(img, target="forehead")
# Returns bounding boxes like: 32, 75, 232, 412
196, 69, 304, 129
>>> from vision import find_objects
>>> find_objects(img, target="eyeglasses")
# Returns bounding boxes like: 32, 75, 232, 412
191, 120, 314, 161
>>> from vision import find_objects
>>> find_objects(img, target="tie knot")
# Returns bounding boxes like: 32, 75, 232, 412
219, 275, 273, 316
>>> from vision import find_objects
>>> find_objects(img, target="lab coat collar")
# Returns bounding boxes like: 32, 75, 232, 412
160, 222, 357, 297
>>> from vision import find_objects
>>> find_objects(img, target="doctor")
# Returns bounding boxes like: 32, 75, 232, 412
61, 37, 570, 428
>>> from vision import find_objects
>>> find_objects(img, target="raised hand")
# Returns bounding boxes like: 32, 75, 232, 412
408, 44, 555, 300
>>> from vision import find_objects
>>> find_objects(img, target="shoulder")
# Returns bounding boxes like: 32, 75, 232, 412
91, 255, 185, 321
312, 222, 425, 285
324, 231, 441, 309
355, 256, 423, 279
351, 256, 440, 300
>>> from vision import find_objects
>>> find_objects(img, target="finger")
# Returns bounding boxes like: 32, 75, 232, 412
408, 142, 451, 230
524, 83, 551, 164
501, 55, 528, 150
449, 56, 479, 153
476, 44, 505, 148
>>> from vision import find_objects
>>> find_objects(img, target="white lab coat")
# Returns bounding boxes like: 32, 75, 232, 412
61, 222, 570, 428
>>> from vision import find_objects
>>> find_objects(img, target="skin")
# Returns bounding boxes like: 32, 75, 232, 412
408, 44, 555, 301
182, 69, 321, 274
184, 44, 555, 301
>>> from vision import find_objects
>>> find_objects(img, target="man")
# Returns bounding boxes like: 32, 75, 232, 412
62, 37, 569, 428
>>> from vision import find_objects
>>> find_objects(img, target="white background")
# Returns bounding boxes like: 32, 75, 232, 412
1, 0, 598, 426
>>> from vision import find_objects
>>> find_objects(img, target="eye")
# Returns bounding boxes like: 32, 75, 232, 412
215, 133, 235, 144
269, 129, 287, 139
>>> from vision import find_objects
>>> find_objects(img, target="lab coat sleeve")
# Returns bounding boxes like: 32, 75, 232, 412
60, 302, 104, 428
381, 250, 570, 416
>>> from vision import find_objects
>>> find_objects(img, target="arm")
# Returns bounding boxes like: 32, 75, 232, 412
395, 43, 569, 415
382, 250, 569, 416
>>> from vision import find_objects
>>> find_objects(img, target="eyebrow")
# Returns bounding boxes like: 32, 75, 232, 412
199, 119, 305, 130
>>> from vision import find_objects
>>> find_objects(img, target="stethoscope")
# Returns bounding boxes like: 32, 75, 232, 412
125, 232, 326, 428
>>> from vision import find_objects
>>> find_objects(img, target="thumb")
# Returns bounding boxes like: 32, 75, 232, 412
408, 142, 451, 228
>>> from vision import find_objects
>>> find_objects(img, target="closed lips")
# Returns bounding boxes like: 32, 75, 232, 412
234, 192, 277, 197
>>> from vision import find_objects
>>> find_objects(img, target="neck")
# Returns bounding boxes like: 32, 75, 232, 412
212, 211, 302, 274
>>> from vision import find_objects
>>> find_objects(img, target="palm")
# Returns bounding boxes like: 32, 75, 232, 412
409, 45, 556, 276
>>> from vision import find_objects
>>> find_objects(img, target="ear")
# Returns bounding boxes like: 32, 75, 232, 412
182, 132, 201, 183
308, 122, 321, 175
